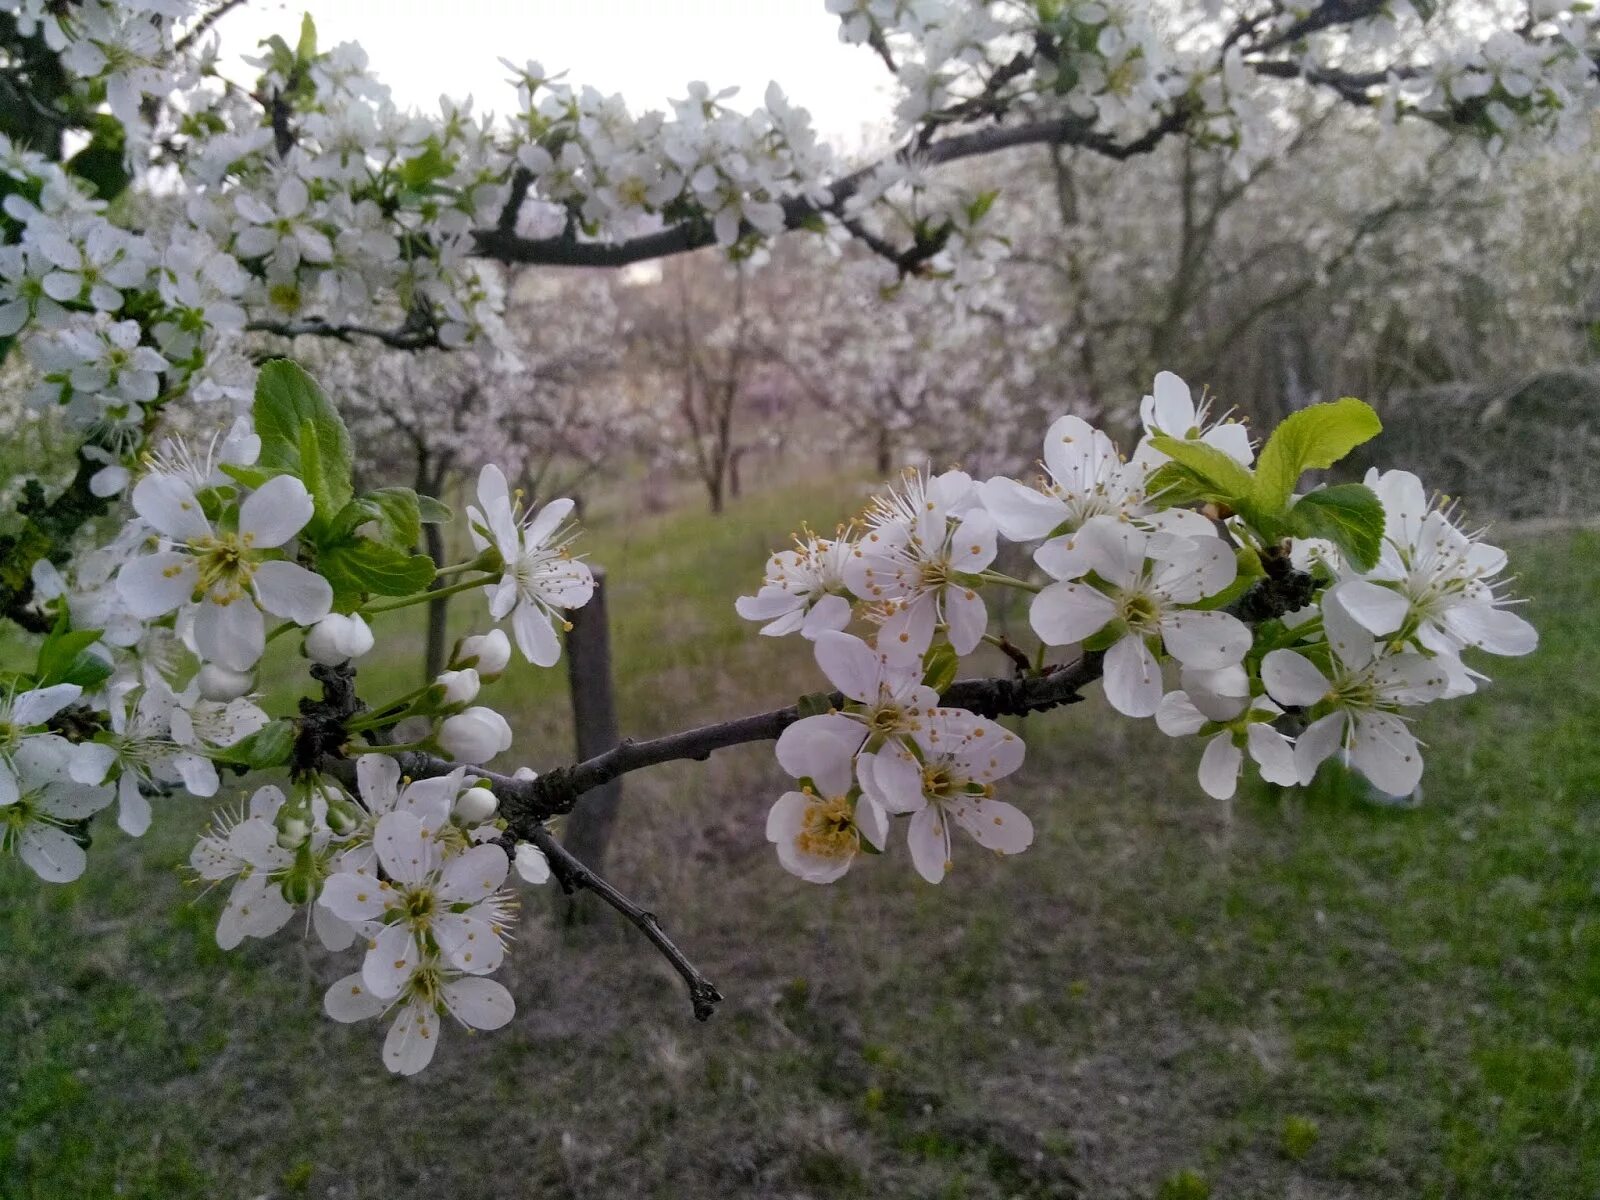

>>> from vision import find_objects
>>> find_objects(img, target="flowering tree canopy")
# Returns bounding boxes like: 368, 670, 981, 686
0, 0, 1583, 1073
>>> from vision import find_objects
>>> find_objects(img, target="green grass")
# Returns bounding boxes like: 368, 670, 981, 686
0, 485, 1596, 1199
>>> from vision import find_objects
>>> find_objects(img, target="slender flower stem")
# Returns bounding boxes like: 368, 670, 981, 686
363, 574, 493, 615
433, 559, 489, 579
980, 569, 1042, 594
346, 683, 432, 731
266, 621, 298, 643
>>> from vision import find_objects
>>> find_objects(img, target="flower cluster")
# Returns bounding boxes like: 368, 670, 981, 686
744, 372, 1536, 882
191, 755, 551, 1074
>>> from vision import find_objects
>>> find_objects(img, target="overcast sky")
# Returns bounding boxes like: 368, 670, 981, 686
219, 0, 898, 151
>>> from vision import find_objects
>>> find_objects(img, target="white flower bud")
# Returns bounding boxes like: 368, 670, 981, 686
453, 785, 497, 824
454, 629, 511, 679
276, 815, 310, 850
438, 706, 513, 763
197, 662, 255, 701
435, 667, 480, 707
305, 613, 374, 666
512, 766, 539, 782
515, 841, 551, 884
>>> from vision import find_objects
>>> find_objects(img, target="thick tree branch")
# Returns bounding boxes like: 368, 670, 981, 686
524, 826, 723, 1020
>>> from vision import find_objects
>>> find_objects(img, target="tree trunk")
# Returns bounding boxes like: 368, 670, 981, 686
706, 471, 725, 515
559, 570, 624, 922
423, 519, 450, 681
874, 423, 893, 475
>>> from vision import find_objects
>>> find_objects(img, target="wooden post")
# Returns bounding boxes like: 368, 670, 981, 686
560, 568, 623, 920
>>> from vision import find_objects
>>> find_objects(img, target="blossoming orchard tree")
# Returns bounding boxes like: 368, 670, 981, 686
0, 0, 1586, 1075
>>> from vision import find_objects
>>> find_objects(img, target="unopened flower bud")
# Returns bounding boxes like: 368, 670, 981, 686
453, 785, 497, 824
325, 795, 363, 836
276, 814, 310, 850
305, 613, 374, 666
438, 706, 513, 763
197, 662, 255, 701
435, 667, 480, 707
280, 870, 315, 905
511, 766, 538, 782
453, 629, 511, 679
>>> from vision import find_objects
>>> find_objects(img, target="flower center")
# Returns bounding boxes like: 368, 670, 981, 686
1120, 590, 1160, 632
795, 794, 857, 860
190, 532, 257, 602
918, 555, 952, 590
921, 764, 959, 799
400, 885, 438, 926
867, 703, 907, 736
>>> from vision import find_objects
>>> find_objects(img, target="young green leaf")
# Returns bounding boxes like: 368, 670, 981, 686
1252, 398, 1382, 516
1148, 436, 1256, 507
1284, 483, 1386, 572
253, 360, 354, 537
216, 720, 296, 770
361, 487, 423, 550
922, 642, 960, 693
318, 539, 436, 608
417, 494, 454, 525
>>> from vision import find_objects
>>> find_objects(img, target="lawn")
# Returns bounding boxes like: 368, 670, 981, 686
1, 479, 1595, 1200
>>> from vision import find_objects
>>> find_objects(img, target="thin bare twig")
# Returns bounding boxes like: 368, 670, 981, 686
525, 826, 724, 1021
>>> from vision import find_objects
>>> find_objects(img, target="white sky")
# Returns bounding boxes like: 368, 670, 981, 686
218, 0, 898, 152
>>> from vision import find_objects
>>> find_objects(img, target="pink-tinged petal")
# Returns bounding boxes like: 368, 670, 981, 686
117, 552, 198, 618
1102, 635, 1162, 718
252, 560, 332, 624
382, 998, 440, 1075
906, 804, 952, 884
131, 473, 210, 540
239, 475, 313, 547
1332, 579, 1408, 636
1160, 609, 1251, 670
437, 843, 509, 904
373, 811, 436, 886
320, 870, 389, 922
524, 496, 574, 547
1441, 603, 1537, 657
1246, 724, 1300, 786
512, 602, 561, 666
1197, 734, 1242, 800
1261, 649, 1329, 708
1350, 711, 1423, 796
1155, 691, 1207, 737
943, 586, 987, 655
19, 823, 86, 882
949, 796, 1033, 855
324, 972, 386, 1023
775, 712, 862, 795
1293, 712, 1347, 784
194, 597, 265, 671
435, 910, 505, 975
948, 511, 997, 572
813, 630, 882, 703
1029, 580, 1116, 647
363, 922, 421, 1000
441, 976, 515, 1031
979, 476, 1067, 542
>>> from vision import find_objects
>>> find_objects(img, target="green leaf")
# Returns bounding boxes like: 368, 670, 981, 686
36, 625, 110, 689
399, 138, 454, 191
295, 12, 318, 60
319, 540, 435, 608
1252, 398, 1382, 517
362, 487, 422, 549
1285, 484, 1386, 572
921, 642, 959, 694
1149, 436, 1256, 507
417, 494, 453, 525
253, 360, 354, 538
216, 720, 296, 770
796, 692, 834, 719
65, 116, 130, 203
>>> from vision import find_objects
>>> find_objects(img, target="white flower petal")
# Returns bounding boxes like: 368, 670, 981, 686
239, 475, 314, 547
441, 976, 516, 1031
1102, 635, 1162, 718
252, 560, 332, 624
